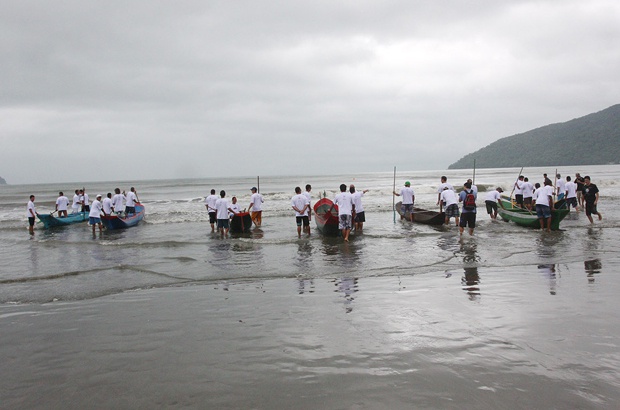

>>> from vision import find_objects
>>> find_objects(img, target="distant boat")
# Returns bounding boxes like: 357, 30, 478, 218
230, 212, 252, 233
313, 198, 340, 236
395, 201, 445, 225
101, 204, 145, 230
498, 198, 568, 230
37, 211, 89, 229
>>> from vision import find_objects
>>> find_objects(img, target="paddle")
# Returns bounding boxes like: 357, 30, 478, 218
509, 167, 524, 201
392, 166, 396, 223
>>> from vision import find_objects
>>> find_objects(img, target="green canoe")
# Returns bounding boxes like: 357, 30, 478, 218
498, 198, 569, 230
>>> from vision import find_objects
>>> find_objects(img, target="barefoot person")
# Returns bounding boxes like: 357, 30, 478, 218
215, 190, 233, 237
394, 181, 415, 222
248, 187, 264, 227
291, 187, 310, 238
459, 182, 477, 236
205, 189, 218, 232
582, 176, 602, 223
436, 176, 454, 212
55, 192, 70, 217
533, 178, 554, 232
333, 183, 354, 241
27, 195, 38, 235
440, 187, 460, 227
350, 184, 369, 231
89, 194, 104, 233
485, 187, 504, 220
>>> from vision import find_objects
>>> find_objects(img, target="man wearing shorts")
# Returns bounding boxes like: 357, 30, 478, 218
291, 186, 310, 238
484, 187, 503, 220
333, 183, 354, 241
514, 175, 525, 208
350, 184, 369, 231
533, 179, 554, 231
215, 190, 233, 236
89, 194, 104, 233
564, 176, 579, 212
459, 182, 477, 236
248, 187, 264, 227
205, 189, 218, 232
582, 176, 602, 223
394, 181, 415, 222
522, 177, 534, 210
440, 187, 459, 227
27, 195, 37, 235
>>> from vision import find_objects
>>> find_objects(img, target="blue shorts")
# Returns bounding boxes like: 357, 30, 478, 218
89, 217, 101, 225
125, 206, 135, 214
217, 219, 229, 229
535, 204, 551, 219
401, 203, 414, 214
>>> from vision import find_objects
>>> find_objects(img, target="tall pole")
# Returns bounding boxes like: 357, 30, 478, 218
257, 176, 260, 193
393, 166, 396, 223
472, 159, 476, 184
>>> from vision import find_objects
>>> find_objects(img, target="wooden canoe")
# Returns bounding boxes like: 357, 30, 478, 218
37, 211, 89, 229
230, 212, 252, 233
498, 198, 568, 230
101, 204, 145, 230
395, 201, 445, 225
313, 198, 340, 236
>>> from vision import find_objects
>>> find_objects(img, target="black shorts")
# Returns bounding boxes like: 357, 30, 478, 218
585, 202, 598, 216
524, 197, 532, 206
485, 200, 497, 214
217, 219, 229, 229
296, 216, 309, 227
28, 217, 35, 227
459, 212, 476, 228
515, 194, 524, 206
125, 206, 135, 214
354, 211, 365, 222
209, 212, 217, 224
566, 197, 578, 208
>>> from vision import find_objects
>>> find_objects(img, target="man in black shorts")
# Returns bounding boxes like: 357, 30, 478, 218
582, 176, 602, 223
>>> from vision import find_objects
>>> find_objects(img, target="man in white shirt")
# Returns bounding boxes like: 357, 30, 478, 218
440, 187, 460, 227
350, 184, 369, 231
555, 174, 566, 199
522, 177, 534, 210
80, 189, 90, 212
394, 181, 415, 222
564, 176, 579, 212
215, 190, 233, 236
534, 179, 554, 232
27, 195, 37, 235
436, 176, 454, 212
467, 179, 478, 195
205, 189, 219, 232
291, 186, 310, 237
248, 187, 264, 227
102, 193, 114, 216
125, 187, 139, 215
514, 175, 525, 208
229, 196, 241, 219
112, 188, 125, 215
304, 184, 312, 223
333, 183, 354, 241
89, 194, 104, 233
72, 190, 81, 214
484, 187, 504, 220
55, 192, 70, 217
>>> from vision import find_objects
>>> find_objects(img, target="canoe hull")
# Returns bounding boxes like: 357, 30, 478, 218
37, 212, 89, 229
101, 204, 145, 230
498, 199, 568, 230
313, 198, 340, 236
230, 212, 252, 233
395, 202, 445, 225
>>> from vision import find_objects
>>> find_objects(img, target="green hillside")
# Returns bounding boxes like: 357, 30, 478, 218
448, 104, 620, 169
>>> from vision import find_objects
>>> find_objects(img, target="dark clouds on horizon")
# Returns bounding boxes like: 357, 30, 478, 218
2, 0, 619, 184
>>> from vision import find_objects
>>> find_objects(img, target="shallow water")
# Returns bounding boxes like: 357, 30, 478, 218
1, 165, 619, 408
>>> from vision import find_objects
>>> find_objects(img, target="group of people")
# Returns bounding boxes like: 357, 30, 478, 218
26, 187, 140, 234
204, 187, 264, 236
328, 184, 369, 241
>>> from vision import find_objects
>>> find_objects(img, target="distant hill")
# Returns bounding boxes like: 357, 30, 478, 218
0, 176, 6, 185
448, 104, 620, 169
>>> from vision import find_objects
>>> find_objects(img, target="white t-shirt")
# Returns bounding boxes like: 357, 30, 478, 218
334, 192, 354, 216
514, 180, 524, 195
352, 191, 365, 213
125, 191, 138, 207
205, 195, 218, 212
27, 200, 36, 218
291, 194, 310, 217
471, 184, 478, 195
83, 193, 90, 206
229, 202, 241, 217
303, 191, 311, 208
89, 199, 103, 218
72, 194, 80, 209
437, 182, 454, 194
440, 189, 458, 207
522, 182, 534, 199
565, 181, 577, 199
556, 178, 566, 195
112, 194, 125, 212
534, 185, 553, 207
485, 190, 501, 202
56, 196, 70, 211
250, 193, 264, 212
102, 197, 113, 214
215, 198, 230, 220
399, 187, 415, 205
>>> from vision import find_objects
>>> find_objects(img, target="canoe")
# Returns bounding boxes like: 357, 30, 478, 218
37, 211, 89, 229
498, 199, 568, 230
313, 198, 340, 236
395, 201, 445, 225
100, 204, 145, 230
230, 212, 252, 233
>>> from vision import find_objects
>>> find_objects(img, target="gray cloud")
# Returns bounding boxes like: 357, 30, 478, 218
2, 0, 619, 183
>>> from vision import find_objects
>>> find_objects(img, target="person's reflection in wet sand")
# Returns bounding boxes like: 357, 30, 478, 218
537, 264, 557, 295
461, 267, 480, 301
585, 259, 602, 283
334, 277, 358, 313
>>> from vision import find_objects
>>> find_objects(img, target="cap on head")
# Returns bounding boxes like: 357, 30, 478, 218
497, 187, 504, 192
251, 187, 257, 192
405, 181, 410, 186
96, 194, 102, 198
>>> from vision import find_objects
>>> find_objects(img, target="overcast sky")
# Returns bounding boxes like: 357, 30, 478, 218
2, 0, 619, 184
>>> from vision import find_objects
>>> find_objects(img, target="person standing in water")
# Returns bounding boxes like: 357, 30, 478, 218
333, 184, 354, 242
350, 184, 369, 231
27, 195, 38, 235
582, 176, 602, 223
248, 187, 264, 227
394, 181, 415, 222
291, 187, 310, 238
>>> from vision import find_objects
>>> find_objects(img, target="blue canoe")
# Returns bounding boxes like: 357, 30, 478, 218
37, 211, 89, 229
100, 204, 145, 230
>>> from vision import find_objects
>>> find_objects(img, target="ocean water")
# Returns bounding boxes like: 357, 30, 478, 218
1, 165, 619, 408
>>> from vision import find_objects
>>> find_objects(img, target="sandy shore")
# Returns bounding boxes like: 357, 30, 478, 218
1, 258, 619, 409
